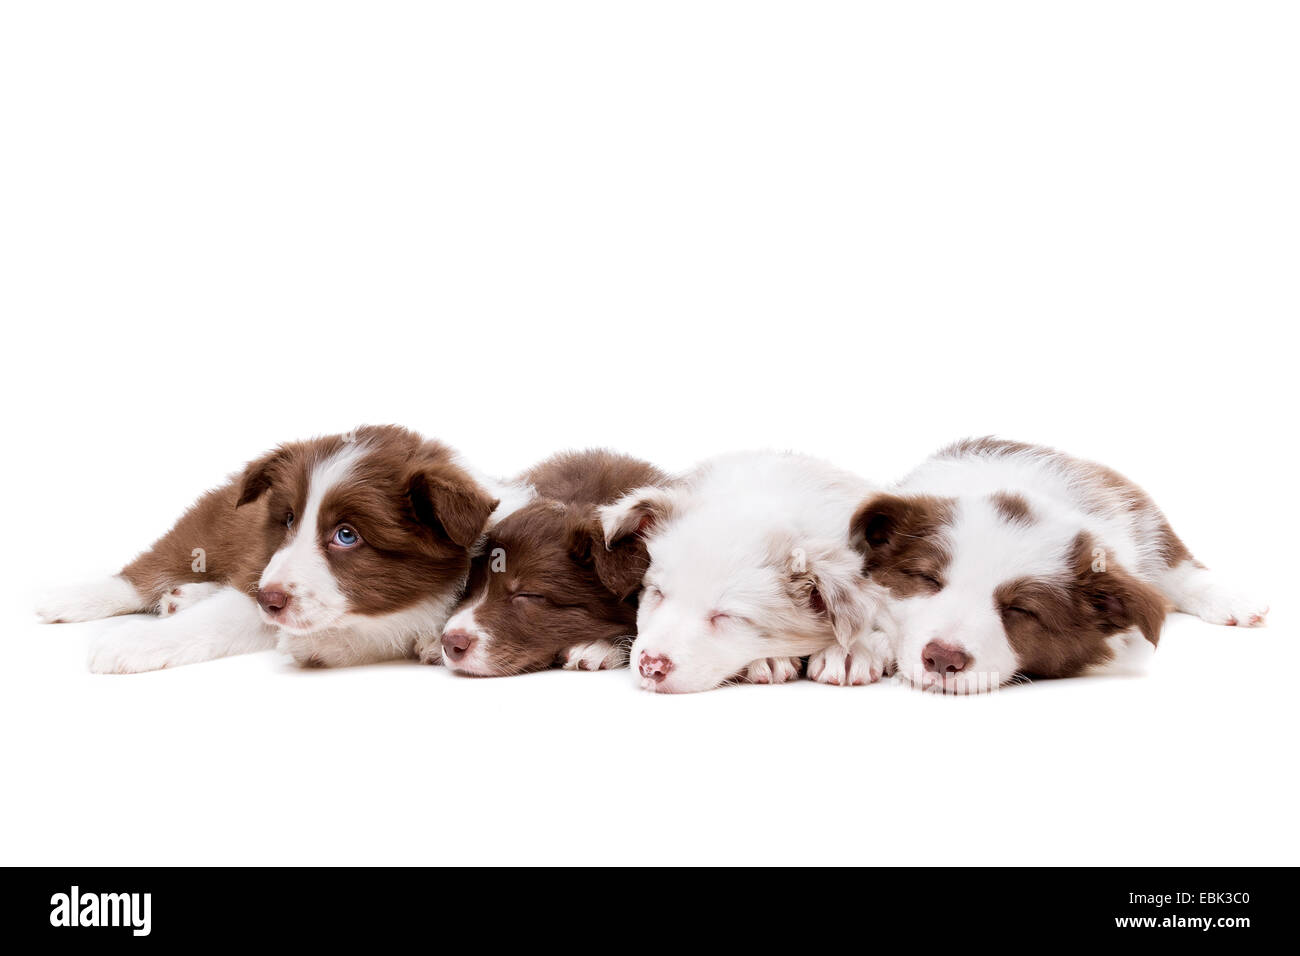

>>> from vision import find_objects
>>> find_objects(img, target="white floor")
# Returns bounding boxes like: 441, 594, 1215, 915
2, 597, 1293, 866
2, 2, 1297, 867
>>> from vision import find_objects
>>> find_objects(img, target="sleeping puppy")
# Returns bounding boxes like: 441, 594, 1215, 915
434, 450, 668, 676
855, 437, 1268, 693
36, 425, 501, 672
600, 450, 890, 694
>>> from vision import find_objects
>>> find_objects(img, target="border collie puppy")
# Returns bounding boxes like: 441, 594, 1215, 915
433, 450, 668, 677
600, 451, 890, 694
855, 437, 1268, 694
36, 425, 500, 673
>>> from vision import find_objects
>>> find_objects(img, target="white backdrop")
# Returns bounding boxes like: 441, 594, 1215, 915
1, 2, 1295, 865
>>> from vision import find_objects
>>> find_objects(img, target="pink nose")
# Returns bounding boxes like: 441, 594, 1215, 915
257, 587, 289, 615
922, 640, 970, 675
443, 629, 476, 662
638, 652, 673, 682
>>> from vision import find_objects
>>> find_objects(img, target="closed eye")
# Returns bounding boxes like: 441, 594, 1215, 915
906, 571, 943, 589
1004, 605, 1038, 622
512, 593, 549, 605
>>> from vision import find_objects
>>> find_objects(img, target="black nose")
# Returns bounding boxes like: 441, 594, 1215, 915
443, 629, 476, 661
922, 640, 969, 674
257, 588, 289, 614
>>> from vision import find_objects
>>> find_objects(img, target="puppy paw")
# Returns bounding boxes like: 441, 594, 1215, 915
808, 631, 891, 686
744, 657, 802, 684
36, 576, 144, 624
1179, 587, 1269, 628
562, 639, 629, 671
88, 625, 174, 674
414, 632, 443, 665
156, 582, 222, 617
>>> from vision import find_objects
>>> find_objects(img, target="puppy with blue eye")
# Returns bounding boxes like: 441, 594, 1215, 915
434, 450, 676, 676
37, 425, 502, 672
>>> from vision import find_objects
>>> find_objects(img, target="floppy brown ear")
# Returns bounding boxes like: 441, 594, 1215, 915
598, 485, 679, 545
408, 465, 499, 549
849, 493, 954, 555
571, 519, 650, 601
1071, 535, 1167, 647
236, 449, 286, 507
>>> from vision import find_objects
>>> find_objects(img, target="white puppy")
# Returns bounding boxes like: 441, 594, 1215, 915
600, 451, 890, 693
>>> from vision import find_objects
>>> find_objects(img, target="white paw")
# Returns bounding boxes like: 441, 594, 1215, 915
744, 657, 802, 684
155, 581, 222, 617
1179, 586, 1269, 628
808, 631, 891, 686
414, 632, 443, 665
562, 639, 629, 671
36, 576, 144, 624
88, 622, 176, 674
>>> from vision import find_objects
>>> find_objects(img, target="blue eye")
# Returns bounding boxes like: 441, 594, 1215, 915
331, 526, 360, 548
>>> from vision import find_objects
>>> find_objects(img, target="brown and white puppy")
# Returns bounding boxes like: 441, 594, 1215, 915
855, 437, 1268, 693
36, 425, 500, 673
435, 450, 668, 677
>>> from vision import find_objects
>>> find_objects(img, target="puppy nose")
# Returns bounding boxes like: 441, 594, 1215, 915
638, 652, 673, 682
443, 629, 476, 662
922, 640, 970, 675
256, 588, 289, 615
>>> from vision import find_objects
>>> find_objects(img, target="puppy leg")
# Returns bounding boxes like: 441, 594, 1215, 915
562, 638, 630, 671
744, 657, 802, 684
156, 581, 224, 617
36, 575, 148, 624
808, 630, 891, 686
1156, 559, 1268, 627
414, 631, 443, 665
88, 586, 276, 673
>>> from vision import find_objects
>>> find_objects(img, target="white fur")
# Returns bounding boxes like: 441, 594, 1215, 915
744, 656, 801, 684
562, 639, 629, 671
279, 591, 458, 668
602, 451, 887, 694
437, 593, 492, 674
157, 581, 223, 617
257, 444, 367, 634
88, 586, 276, 673
807, 629, 891, 685
1155, 560, 1268, 627
887, 444, 1267, 693
36, 575, 146, 623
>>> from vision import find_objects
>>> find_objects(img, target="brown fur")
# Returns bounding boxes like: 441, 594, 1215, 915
991, 491, 1034, 525
996, 532, 1168, 678
940, 436, 1197, 569
122, 425, 496, 621
849, 493, 955, 598
454, 450, 669, 675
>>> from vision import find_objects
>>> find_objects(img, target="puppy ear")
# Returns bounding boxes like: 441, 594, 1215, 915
408, 465, 499, 549
598, 485, 679, 546
849, 493, 953, 554
235, 449, 286, 507
571, 519, 650, 601
788, 542, 880, 648
1071, 535, 1167, 647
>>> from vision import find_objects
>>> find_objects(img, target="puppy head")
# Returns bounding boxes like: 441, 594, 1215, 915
852, 491, 1166, 693
602, 486, 874, 694
440, 500, 647, 676
237, 425, 497, 640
